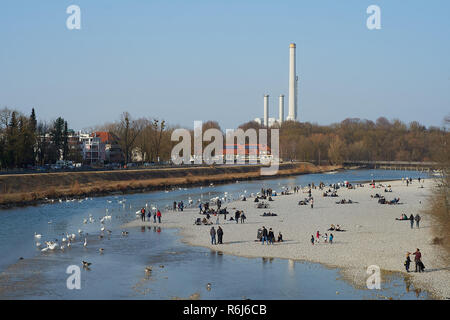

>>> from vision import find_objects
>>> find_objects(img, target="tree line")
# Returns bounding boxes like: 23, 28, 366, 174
0, 108, 75, 169
1, 106, 448, 169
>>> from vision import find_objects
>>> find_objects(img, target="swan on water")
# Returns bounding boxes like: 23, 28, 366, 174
34, 232, 42, 239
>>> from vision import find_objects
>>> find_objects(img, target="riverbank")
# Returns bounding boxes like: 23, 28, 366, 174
0, 162, 340, 209
123, 178, 450, 299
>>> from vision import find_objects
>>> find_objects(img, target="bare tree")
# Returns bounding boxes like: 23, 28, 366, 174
111, 112, 144, 164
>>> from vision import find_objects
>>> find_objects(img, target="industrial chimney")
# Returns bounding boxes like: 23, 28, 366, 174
263, 94, 269, 127
279, 94, 284, 124
287, 43, 297, 121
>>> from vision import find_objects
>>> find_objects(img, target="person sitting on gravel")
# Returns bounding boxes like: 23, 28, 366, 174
328, 224, 335, 231
277, 232, 283, 242
396, 213, 409, 221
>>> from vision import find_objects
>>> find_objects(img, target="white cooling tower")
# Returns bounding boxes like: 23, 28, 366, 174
279, 94, 284, 124
263, 94, 269, 127
286, 43, 297, 121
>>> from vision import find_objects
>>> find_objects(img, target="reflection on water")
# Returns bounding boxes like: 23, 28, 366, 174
0, 170, 431, 299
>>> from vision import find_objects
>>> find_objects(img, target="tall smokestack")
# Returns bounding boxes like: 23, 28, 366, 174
263, 94, 269, 127
279, 94, 284, 124
287, 43, 297, 121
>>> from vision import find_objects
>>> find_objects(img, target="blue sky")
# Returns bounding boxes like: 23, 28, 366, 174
0, 0, 449, 130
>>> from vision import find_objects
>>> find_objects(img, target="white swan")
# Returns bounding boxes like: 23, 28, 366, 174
47, 242, 59, 250
34, 232, 42, 239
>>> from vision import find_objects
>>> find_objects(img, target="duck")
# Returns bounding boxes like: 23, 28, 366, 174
99, 248, 104, 254
145, 266, 152, 273
34, 232, 42, 239
100, 226, 105, 232
206, 283, 212, 291
82, 261, 91, 268
83, 238, 87, 247
78, 229, 83, 234
121, 231, 129, 236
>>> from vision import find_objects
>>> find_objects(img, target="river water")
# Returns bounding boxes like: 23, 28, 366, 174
0, 169, 431, 299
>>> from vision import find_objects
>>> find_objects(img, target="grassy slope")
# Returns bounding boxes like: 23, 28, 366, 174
0, 162, 339, 207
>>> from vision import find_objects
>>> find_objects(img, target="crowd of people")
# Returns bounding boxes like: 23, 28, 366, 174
138, 177, 429, 278
139, 207, 162, 223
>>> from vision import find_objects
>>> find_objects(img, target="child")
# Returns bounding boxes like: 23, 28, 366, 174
329, 233, 334, 244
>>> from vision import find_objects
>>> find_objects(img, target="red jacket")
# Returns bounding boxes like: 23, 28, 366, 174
157, 210, 161, 217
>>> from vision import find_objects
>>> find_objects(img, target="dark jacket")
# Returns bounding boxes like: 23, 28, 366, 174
262, 228, 268, 237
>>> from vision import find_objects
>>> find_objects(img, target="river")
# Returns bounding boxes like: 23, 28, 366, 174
0, 169, 431, 299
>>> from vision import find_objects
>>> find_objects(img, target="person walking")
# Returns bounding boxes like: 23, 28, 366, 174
147, 209, 151, 221
210, 227, 217, 245
311, 235, 315, 245
217, 226, 223, 244
173, 201, 177, 211
240, 212, 246, 223
261, 226, 268, 245
268, 228, 275, 244
310, 197, 314, 209
235, 210, 240, 224
156, 210, 162, 223
316, 231, 320, 243
140, 208, 146, 222
409, 214, 414, 229
199, 203, 202, 213
404, 252, 412, 273
413, 248, 423, 272
153, 210, 157, 223
329, 233, 334, 244
415, 214, 421, 228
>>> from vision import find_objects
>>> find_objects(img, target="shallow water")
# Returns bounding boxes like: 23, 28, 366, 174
0, 169, 430, 299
